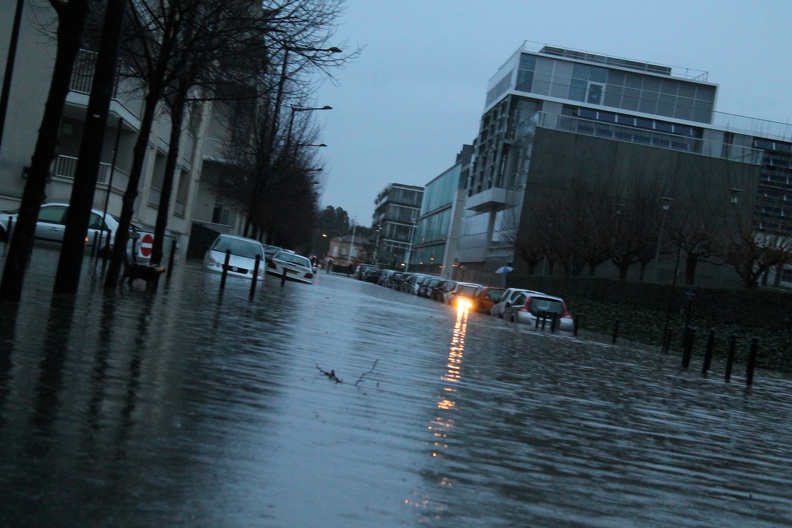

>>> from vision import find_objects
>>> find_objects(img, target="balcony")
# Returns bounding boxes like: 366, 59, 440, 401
52, 154, 129, 185
466, 186, 508, 212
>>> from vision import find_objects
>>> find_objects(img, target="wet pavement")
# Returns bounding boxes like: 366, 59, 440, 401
2, 250, 792, 527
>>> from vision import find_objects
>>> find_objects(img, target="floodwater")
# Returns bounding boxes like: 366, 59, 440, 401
1, 251, 792, 527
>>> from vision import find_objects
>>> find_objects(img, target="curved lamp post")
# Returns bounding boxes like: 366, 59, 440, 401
287, 104, 332, 144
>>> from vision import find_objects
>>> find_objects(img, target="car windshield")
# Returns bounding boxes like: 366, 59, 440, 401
276, 252, 310, 267
212, 237, 263, 259
457, 285, 479, 296
485, 288, 505, 300
529, 297, 564, 315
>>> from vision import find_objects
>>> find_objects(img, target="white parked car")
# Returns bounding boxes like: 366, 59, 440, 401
0, 202, 156, 260
203, 234, 266, 280
489, 287, 545, 318
445, 282, 481, 308
506, 292, 574, 331
266, 250, 314, 284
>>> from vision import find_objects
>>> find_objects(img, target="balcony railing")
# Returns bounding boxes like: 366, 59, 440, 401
52, 154, 129, 185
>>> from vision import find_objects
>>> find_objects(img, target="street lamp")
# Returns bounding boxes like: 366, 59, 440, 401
404, 211, 418, 272
287, 105, 332, 145
654, 197, 674, 282
373, 223, 381, 263
270, 45, 341, 153
348, 220, 356, 267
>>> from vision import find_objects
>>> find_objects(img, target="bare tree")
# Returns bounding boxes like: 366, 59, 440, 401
0, 0, 91, 301
720, 193, 792, 289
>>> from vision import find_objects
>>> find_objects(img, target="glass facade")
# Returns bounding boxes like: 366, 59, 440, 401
513, 52, 716, 123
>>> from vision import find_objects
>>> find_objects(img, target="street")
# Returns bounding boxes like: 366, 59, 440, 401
1, 255, 792, 527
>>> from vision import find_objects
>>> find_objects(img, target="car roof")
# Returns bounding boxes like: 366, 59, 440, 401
216, 234, 262, 243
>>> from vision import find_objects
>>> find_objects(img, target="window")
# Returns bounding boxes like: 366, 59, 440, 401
587, 82, 605, 105
38, 206, 67, 224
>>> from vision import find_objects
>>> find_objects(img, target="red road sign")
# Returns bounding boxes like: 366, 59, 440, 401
140, 233, 154, 258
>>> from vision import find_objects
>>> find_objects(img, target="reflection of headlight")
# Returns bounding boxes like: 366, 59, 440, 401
456, 298, 472, 310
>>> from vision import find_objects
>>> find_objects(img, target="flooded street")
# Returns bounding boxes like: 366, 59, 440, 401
2, 254, 792, 527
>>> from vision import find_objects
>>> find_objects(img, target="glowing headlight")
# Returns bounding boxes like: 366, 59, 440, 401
456, 298, 472, 310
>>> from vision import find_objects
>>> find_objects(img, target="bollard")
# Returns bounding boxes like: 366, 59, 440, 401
220, 249, 231, 291
550, 313, 558, 333
249, 254, 261, 300
612, 319, 620, 344
746, 337, 759, 388
573, 315, 579, 336
681, 327, 695, 369
104, 230, 110, 262
725, 334, 737, 382
541, 312, 548, 330
167, 238, 176, 280
702, 329, 715, 375
280, 267, 287, 287
535, 313, 541, 329
6, 215, 13, 244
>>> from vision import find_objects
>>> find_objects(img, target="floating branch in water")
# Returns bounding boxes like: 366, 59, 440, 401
316, 363, 343, 383
354, 359, 379, 387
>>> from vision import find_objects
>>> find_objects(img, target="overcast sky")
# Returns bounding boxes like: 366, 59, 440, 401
311, 0, 792, 225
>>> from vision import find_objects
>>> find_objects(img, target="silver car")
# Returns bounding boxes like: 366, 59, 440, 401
203, 234, 266, 280
507, 292, 574, 331
266, 250, 314, 284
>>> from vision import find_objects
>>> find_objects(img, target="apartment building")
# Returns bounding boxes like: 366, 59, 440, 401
0, 2, 240, 259
371, 183, 424, 269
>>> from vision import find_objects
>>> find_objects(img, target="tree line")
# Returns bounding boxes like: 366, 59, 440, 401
504, 169, 792, 289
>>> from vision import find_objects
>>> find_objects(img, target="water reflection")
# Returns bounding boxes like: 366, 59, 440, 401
3, 261, 792, 526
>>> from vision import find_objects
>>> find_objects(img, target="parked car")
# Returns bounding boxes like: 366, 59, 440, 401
0, 202, 156, 260
203, 234, 266, 280
378, 269, 396, 287
263, 244, 282, 263
363, 268, 382, 284
432, 280, 456, 302
355, 264, 378, 280
490, 288, 545, 318
266, 250, 315, 284
445, 282, 481, 307
507, 292, 574, 331
471, 286, 506, 314
406, 273, 430, 295
419, 277, 442, 298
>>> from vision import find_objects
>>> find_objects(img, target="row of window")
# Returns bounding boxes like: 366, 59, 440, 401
515, 53, 715, 123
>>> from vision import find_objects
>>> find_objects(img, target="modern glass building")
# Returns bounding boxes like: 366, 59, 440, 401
456, 42, 791, 287
410, 146, 471, 277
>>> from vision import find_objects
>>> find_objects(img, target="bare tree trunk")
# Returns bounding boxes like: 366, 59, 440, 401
55, 0, 127, 294
0, 0, 89, 301
151, 93, 185, 265
104, 88, 162, 289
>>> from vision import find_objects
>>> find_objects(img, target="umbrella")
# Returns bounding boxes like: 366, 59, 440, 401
494, 266, 514, 274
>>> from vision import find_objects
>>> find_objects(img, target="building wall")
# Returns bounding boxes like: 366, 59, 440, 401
514, 127, 760, 284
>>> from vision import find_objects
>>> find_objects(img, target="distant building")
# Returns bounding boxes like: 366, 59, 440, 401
410, 146, 472, 278
327, 234, 369, 267
455, 43, 790, 287
372, 183, 424, 268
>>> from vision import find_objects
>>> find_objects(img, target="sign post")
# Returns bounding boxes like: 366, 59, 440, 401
139, 233, 154, 259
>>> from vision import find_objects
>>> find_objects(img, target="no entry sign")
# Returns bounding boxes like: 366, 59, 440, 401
140, 233, 154, 258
